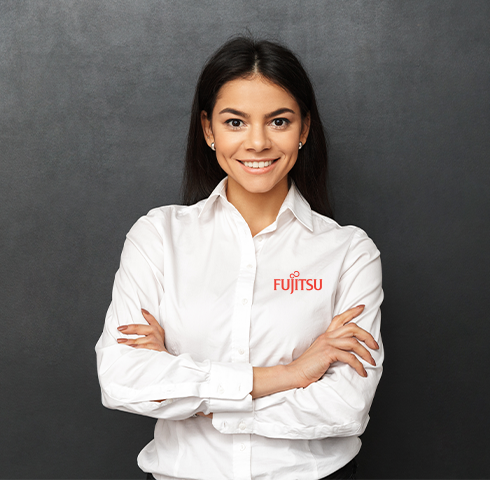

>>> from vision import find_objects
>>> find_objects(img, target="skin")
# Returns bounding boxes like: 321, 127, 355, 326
116, 76, 379, 413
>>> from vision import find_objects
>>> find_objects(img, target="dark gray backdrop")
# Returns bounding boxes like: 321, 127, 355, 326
1, 0, 489, 478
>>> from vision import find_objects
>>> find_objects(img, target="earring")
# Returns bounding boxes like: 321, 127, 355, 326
298, 142, 303, 150
211, 142, 216, 151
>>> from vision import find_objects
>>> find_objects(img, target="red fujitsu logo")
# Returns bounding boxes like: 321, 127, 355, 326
274, 271, 323, 294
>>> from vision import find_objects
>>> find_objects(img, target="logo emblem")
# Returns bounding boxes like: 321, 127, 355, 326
274, 271, 323, 294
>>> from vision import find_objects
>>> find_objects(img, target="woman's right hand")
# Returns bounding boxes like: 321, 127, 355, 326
286, 305, 379, 389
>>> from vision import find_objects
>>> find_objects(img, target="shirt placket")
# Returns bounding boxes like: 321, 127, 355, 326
229, 211, 257, 480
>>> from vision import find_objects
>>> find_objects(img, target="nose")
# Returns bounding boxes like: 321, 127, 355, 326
245, 124, 271, 152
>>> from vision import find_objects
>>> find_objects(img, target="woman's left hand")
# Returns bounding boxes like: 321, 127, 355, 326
117, 308, 168, 352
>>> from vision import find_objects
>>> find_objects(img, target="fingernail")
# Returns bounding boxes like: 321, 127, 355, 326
375, 341, 380, 349
117, 326, 127, 331
357, 305, 365, 309
117, 338, 127, 343
141, 308, 149, 315
363, 369, 368, 377
370, 358, 376, 366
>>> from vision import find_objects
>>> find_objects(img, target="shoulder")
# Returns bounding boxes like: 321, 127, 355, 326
310, 211, 380, 257
126, 200, 206, 242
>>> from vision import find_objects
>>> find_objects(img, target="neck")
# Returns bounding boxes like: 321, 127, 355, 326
226, 176, 290, 237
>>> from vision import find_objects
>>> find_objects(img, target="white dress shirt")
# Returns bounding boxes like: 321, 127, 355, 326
95, 176, 384, 480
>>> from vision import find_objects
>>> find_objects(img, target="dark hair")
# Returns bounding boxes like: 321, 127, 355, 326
181, 36, 333, 218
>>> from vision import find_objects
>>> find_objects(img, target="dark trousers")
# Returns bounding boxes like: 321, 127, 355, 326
146, 457, 357, 479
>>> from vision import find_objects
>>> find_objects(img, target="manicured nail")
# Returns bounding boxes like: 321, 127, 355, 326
357, 305, 365, 309
370, 358, 376, 366
141, 308, 149, 315
374, 341, 380, 349
117, 338, 127, 343
117, 326, 127, 331
363, 369, 368, 377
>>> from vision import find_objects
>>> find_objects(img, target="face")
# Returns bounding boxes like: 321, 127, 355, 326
201, 75, 310, 196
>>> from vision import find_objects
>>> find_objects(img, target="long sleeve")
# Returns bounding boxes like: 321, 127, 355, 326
213, 229, 383, 439
95, 215, 254, 420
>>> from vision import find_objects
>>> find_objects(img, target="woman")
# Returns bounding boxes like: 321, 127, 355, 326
96, 36, 383, 480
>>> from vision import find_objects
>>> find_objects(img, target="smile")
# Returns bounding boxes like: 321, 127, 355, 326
238, 159, 279, 169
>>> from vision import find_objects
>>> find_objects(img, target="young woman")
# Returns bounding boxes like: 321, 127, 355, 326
96, 37, 383, 480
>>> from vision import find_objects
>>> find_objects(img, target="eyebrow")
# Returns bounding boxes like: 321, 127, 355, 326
218, 107, 296, 118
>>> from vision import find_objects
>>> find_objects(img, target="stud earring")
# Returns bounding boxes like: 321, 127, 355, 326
211, 142, 216, 151
298, 142, 303, 150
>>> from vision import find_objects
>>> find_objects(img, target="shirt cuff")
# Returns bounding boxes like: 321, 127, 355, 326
206, 361, 253, 400
207, 362, 254, 419
212, 410, 254, 434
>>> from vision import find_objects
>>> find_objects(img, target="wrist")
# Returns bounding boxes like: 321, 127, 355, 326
283, 362, 305, 389
252, 364, 298, 399
276, 364, 299, 391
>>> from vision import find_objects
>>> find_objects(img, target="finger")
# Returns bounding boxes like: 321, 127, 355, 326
126, 335, 155, 347
117, 335, 158, 348
141, 310, 166, 339
129, 336, 167, 352
329, 324, 380, 350
117, 337, 147, 345
131, 342, 162, 352
141, 308, 159, 326
327, 305, 365, 331
127, 335, 155, 346
117, 324, 153, 336
335, 350, 368, 377
331, 338, 376, 366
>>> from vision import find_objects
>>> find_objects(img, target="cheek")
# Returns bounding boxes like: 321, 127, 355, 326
214, 132, 242, 155
277, 136, 300, 156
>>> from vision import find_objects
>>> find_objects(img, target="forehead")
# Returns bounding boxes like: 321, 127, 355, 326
214, 76, 299, 113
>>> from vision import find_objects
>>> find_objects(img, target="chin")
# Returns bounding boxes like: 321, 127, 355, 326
235, 176, 285, 195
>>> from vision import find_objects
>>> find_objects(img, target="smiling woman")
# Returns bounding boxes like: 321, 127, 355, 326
201, 76, 309, 235
95, 36, 383, 480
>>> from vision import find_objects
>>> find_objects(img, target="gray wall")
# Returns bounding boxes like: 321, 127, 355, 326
1, 0, 489, 478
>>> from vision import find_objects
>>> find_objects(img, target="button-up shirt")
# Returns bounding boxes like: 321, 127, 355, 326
95, 176, 384, 480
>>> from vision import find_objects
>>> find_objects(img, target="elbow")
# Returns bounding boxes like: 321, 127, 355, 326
97, 368, 132, 412
99, 384, 127, 412
348, 404, 371, 437
325, 365, 382, 437
332, 401, 371, 438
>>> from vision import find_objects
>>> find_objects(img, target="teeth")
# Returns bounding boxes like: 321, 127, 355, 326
243, 160, 273, 168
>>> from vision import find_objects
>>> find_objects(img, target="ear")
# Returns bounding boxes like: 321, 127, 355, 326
201, 111, 214, 147
300, 112, 311, 145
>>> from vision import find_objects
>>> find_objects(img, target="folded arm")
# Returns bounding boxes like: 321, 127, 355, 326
95, 217, 253, 420
212, 230, 384, 439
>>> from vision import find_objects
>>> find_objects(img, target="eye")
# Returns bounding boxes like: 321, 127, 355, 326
271, 118, 290, 128
225, 119, 244, 129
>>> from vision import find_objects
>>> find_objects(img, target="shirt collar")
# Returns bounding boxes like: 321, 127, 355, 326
198, 176, 314, 232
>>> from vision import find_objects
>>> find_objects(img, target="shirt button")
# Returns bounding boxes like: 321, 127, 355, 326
218, 385, 224, 394
242, 298, 248, 305
240, 443, 246, 451
239, 422, 246, 431
247, 264, 253, 269
238, 348, 245, 355
258, 237, 263, 242
222, 421, 227, 428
